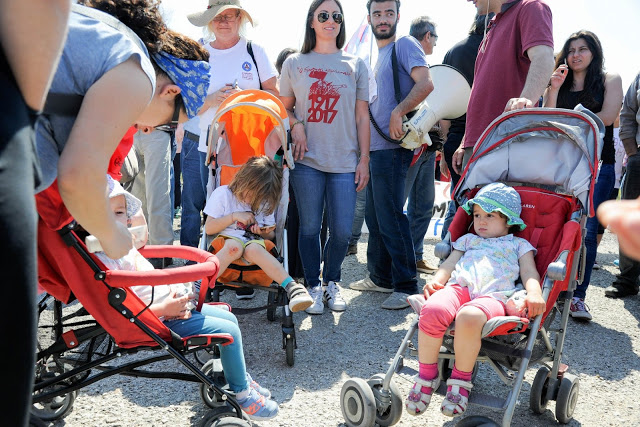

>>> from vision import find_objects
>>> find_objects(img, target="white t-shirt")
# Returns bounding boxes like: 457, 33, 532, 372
197, 38, 277, 152
203, 185, 276, 241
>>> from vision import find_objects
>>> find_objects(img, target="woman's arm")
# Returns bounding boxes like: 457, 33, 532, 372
280, 95, 307, 161
261, 76, 279, 98
57, 58, 152, 259
518, 251, 546, 318
597, 72, 624, 126
354, 99, 370, 192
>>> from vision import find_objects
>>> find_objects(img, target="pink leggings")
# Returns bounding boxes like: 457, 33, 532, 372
418, 284, 506, 338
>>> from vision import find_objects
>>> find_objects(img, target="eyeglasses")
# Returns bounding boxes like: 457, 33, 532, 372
213, 12, 239, 22
154, 96, 182, 133
317, 11, 343, 25
430, 32, 438, 41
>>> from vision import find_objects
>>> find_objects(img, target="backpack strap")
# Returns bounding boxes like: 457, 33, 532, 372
369, 42, 402, 145
246, 40, 263, 90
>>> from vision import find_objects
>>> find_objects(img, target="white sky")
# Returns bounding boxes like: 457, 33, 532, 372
161, 0, 640, 91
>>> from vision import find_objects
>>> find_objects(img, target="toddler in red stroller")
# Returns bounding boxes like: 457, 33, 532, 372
33, 176, 279, 425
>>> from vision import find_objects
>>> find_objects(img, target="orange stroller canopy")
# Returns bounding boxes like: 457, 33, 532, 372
215, 90, 289, 165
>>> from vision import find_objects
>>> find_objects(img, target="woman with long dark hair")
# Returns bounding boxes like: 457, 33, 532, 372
279, 0, 370, 315
544, 30, 623, 321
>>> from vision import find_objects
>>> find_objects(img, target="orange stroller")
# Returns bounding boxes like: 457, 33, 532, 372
201, 90, 298, 366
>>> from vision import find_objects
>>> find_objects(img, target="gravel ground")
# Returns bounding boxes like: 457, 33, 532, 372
46, 229, 640, 427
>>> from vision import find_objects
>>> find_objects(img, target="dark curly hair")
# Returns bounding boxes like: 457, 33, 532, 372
78, 0, 208, 61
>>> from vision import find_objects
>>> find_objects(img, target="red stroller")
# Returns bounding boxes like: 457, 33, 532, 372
33, 183, 252, 426
339, 106, 604, 427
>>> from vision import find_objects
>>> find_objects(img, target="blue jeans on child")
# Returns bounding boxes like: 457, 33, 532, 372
290, 163, 356, 289
180, 135, 206, 248
365, 149, 418, 295
165, 304, 247, 392
574, 163, 616, 300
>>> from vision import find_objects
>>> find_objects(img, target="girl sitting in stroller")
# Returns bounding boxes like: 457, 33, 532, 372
95, 175, 280, 421
203, 156, 313, 312
405, 183, 546, 417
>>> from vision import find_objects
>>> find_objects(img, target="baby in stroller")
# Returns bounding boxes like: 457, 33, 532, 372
95, 175, 279, 421
203, 156, 313, 312
405, 183, 546, 418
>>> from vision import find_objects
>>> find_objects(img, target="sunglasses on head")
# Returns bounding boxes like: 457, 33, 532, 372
154, 95, 182, 133
317, 11, 343, 25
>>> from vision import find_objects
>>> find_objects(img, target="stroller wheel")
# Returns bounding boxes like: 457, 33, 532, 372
340, 378, 377, 427
555, 373, 579, 424
31, 389, 77, 421
529, 366, 551, 414
285, 334, 295, 366
366, 373, 402, 426
200, 359, 229, 409
199, 406, 250, 427
455, 415, 499, 426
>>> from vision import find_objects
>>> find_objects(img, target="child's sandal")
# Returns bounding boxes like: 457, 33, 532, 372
405, 375, 441, 416
441, 378, 473, 417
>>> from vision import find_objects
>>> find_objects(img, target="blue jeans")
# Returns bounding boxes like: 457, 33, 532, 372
612, 153, 640, 290
349, 189, 367, 245
180, 136, 206, 248
404, 149, 436, 260
365, 149, 418, 294
574, 163, 616, 299
165, 305, 247, 392
290, 163, 356, 289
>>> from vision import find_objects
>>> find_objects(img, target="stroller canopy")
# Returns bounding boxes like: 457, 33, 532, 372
455, 107, 605, 216
208, 89, 292, 167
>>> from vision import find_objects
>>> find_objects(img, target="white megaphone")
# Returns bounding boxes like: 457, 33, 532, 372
400, 64, 471, 150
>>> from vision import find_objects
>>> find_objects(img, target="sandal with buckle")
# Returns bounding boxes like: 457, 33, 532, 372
441, 378, 473, 417
405, 375, 441, 416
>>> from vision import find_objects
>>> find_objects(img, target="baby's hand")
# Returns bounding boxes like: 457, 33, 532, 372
163, 290, 192, 320
524, 293, 546, 319
423, 281, 444, 298
234, 211, 255, 226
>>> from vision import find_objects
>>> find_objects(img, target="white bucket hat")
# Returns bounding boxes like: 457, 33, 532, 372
187, 0, 254, 27
106, 175, 142, 219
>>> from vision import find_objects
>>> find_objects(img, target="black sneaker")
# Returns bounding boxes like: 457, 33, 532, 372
346, 244, 358, 256
604, 284, 639, 298
236, 287, 256, 300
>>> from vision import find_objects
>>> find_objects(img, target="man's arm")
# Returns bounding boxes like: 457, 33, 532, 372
389, 66, 434, 140
620, 74, 640, 156
0, 0, 71, 111
505, 45, 555, 111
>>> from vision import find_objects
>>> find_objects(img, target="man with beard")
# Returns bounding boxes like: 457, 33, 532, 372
350, 0, 434, 310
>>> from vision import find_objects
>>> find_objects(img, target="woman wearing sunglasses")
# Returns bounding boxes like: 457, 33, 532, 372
35, 0, 210, 260
279, 0, 370, 315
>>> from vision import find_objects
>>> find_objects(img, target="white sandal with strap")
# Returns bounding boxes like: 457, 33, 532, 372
405, 375, 441, 416
441, 378, 473, 417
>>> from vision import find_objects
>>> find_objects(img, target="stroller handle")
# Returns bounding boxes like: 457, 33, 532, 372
104, 245, 219, 290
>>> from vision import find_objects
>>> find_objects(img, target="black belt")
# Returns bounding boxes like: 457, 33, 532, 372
184, 130, 200, 143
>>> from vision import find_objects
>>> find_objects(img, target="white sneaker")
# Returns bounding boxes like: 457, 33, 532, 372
305, 286, 325, 315
324, 281, 347, 311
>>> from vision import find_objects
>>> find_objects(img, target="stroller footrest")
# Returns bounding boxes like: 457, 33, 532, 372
183, 333, 234, 348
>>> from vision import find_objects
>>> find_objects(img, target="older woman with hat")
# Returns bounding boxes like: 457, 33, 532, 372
183, 2, 278, 299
